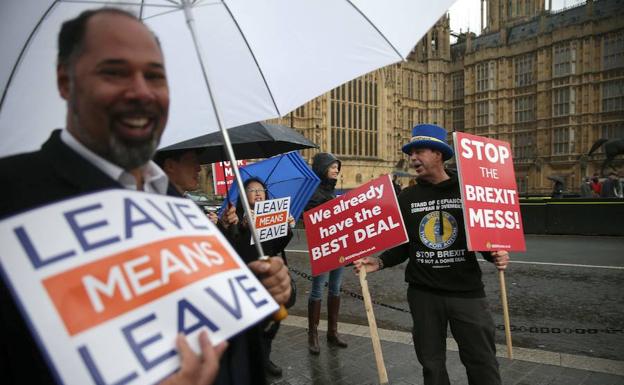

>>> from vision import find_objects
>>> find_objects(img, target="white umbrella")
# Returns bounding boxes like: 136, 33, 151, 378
1, 2, 457, 382
0, 0, 456, 255
1, 0, 456, 156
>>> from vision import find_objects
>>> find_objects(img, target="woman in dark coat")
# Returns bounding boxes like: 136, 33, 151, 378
224, 177, 294, 377
305, 152, 348, 354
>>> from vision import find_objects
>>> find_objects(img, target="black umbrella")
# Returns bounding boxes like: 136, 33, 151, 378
547, 175, 565, 184
392, 170, 414, 177
158, 122, 318, 163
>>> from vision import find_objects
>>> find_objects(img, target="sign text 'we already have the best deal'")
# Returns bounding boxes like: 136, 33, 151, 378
303, 175, 408, 276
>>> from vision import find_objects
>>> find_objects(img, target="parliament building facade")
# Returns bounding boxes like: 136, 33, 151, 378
270, 0, 624, 195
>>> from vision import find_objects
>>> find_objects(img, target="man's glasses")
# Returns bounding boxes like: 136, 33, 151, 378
246, 188, 267, 194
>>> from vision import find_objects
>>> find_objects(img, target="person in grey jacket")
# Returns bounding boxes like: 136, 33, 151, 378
305, 152, 349, 354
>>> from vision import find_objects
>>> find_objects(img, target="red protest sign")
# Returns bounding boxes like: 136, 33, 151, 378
453, 132, 526, 252
212, 160, 247, 195
303, 175, 408, 276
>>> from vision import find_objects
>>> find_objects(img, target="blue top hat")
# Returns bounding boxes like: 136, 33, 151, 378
401, 124, 454, 161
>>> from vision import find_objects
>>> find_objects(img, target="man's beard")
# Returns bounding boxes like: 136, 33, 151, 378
70, 110, 160, 170
108, 133, 159, 170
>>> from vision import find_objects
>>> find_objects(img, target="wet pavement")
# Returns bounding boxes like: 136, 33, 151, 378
267, 319, 624, 385
264, 232, 624, 384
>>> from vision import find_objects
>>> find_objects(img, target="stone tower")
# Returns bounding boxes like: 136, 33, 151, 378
482, 0, 546, 32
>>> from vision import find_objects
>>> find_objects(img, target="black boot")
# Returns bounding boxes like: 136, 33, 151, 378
327, 295, 348, 348
265, 360, 283, 377
308, 299, 321, 354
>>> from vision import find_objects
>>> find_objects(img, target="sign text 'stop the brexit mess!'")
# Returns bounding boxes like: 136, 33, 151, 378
453, 132, 526, 251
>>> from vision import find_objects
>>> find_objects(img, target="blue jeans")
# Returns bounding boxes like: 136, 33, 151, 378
309, 267, 344, 301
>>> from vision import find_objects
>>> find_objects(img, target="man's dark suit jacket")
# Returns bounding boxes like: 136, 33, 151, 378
0, 130, 122, 384
0, 130, 265, 385
0, 130, 122, 219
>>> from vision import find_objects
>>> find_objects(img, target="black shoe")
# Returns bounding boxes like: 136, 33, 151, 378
265, 360, 283, 377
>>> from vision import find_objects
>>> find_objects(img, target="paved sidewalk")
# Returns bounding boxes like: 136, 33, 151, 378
267, 316, 624, 385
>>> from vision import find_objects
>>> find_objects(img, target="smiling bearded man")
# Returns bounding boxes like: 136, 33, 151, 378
58, 9, 169, 177
0, 8, 290, 385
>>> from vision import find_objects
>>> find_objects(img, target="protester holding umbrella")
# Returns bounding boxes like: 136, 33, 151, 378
0, 9, 291, 385
220, 177, 296, 377
548, 175, 565, 198
305, 152, 349, 354
157, 152, 293, 381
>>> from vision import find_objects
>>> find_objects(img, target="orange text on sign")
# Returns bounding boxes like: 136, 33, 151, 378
255, 211, 287, 229
43, 235, 239, 336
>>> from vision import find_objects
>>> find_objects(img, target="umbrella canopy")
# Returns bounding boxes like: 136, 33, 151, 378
0, 0, 457, 268
547, 175, 565, 184
220, 152, 320, 221
0, 0, 456, 157
158, 122, 318, 163
392, 170, 414, 177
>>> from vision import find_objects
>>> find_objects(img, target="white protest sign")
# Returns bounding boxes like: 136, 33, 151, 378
0, 190, 278, 385
251, 197, 290, 244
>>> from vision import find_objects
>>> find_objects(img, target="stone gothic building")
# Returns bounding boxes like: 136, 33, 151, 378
269, 0, 623, 195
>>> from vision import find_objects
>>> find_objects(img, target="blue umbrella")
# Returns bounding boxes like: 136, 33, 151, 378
220, 152, 319, 220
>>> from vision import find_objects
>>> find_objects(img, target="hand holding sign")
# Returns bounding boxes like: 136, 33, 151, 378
491, 250, 510, 270
352, 256, 382, 274
159, 332, 227, 385
248, 256, 292, 306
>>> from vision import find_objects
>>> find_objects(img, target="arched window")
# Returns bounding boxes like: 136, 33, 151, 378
330, 74, 379, 157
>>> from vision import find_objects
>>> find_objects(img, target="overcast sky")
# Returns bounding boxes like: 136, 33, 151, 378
448, 0, 586, 35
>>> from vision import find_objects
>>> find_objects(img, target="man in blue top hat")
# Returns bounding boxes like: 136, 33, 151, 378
356, 124, 509, 385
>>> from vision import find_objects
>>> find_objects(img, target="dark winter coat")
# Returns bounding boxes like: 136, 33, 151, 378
0, 130, 266, 385
226, 210, 293, 264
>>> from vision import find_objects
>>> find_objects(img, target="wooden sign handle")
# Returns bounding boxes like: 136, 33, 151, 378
359, 268, 389, 384
498, 270, 513, 359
